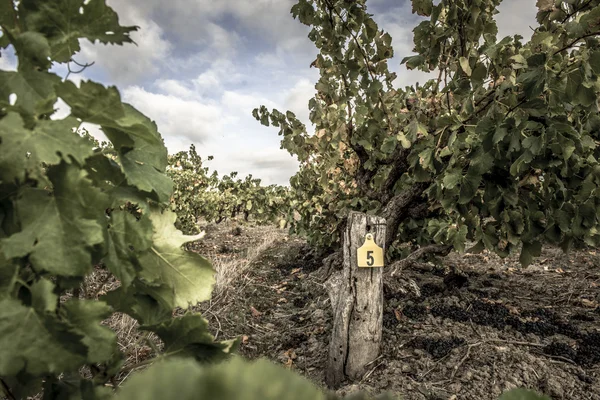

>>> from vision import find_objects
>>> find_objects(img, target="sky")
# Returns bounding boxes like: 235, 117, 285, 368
2, 0, 538, 185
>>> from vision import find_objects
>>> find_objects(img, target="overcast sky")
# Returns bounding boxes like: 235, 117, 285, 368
3, 0, 538, 185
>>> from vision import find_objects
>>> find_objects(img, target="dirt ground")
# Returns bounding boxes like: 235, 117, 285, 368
190, 222, 600, 400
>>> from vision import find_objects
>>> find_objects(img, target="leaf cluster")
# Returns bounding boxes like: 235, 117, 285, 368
0, 2, 233, 398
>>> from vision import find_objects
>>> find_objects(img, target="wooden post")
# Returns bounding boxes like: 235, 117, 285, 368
325, 211, 385, 388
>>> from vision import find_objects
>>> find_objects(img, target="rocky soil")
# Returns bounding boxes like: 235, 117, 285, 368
192, 222, 600, 400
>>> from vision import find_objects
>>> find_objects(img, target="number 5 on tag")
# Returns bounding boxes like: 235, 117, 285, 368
357, 233, 384, 267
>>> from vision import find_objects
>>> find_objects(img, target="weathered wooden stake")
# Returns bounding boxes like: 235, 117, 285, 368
325, 211, 385, 388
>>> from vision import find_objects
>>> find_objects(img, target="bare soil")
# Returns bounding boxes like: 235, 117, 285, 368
192, 223, 600, 400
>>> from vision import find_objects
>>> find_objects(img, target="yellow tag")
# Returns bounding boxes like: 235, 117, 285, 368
357, 233, 384, 267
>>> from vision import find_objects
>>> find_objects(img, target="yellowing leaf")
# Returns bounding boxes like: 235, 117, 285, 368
138, 209, 213, 309
459, 57, 472, 76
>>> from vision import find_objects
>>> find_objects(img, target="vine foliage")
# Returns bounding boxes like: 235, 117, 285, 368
0, 1, 234, 398
168, 145, 290, 234
255, 0, 600, 266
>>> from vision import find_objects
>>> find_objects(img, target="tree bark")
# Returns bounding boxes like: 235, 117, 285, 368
325, 211, 385, 389
382, 183, 428, 249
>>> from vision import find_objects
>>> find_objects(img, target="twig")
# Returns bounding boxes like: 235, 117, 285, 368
205, 309, 222, 340
535, 352, 577, 365
553, 31, 600, 55
451, 342, 482, 379
361, 361, 385, 382
419, 352, 452, 381
486, 339, 545, 348
0, 378, 15, 400
389, 244, 451, 276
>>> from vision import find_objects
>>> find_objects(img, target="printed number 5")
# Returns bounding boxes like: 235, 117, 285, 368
367, 250, 374, 266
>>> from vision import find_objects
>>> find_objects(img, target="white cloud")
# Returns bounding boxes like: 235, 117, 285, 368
209, 147, 299, 186
192, 59, 245, 95
282, 79, 314, 127
77, 2, 171, 86
155, 79, 197, 99
122, 86, 225, 146
495, 0, 538, 41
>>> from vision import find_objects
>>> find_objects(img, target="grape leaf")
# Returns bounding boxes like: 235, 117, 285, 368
144, 314, 238, 362
61, 299, 117, 364
0, 113, 94, 183
105, 211, 153, 288
137, 210, 214, 309
115, 357, 328, 400
23, 0, 138, 62
0, 297, 86, 376
0, 70, 59, 121
1, 163, 107, 276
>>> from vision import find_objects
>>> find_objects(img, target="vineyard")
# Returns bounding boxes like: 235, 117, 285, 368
1, 0, 600, 399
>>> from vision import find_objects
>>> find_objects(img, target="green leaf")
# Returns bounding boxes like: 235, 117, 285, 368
105, 211, 153, 289
0, 297, 86, 376
402, 55, 425, 70
102, 287, 171, 326
517, 68, 545, 99
1, 163, 107, 276
459, 57, 472, 76
14, 31, 52, 69
145, 314, 238, 362
56, 81, 125, 129
408, 119, 428, 138
0, 113, 94, 183
396, 132, 411, 149
120, 147, 174, 203
26, 0, 138, 62
0, 1, 17, 31
364, 18, 378, 40
589, 51, 600, 74
0, 254, 18, 299
137, 210, 214, 309
412, 0, 433, 16
522, 135, 543, 155
57, 81, 173, 201
519, 241, 542, 267
535, 0, 553, 12
565, 68, 595, 107
30, 279, 58, 314
61, 300, 117, 364
115, 357, 329, 400
458, 175, 480, 204
381, 136, 397, 153
0, 70, 60, 121
442, 169, 462, 190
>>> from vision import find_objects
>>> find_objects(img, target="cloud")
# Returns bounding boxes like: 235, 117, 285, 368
154, 79, 197, 99
209, 147, 299, 186
282, 79, 315, 127
122, 86, 225, 147
495, 0, 538, 41
76, 2, 171, 86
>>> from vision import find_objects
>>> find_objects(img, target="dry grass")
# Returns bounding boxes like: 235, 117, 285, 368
211, 228, 280, 296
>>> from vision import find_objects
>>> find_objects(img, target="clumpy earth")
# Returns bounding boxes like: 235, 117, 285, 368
192, 222, 600, 400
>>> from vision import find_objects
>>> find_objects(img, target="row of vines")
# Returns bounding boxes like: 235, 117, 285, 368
166, 145, 291, 234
